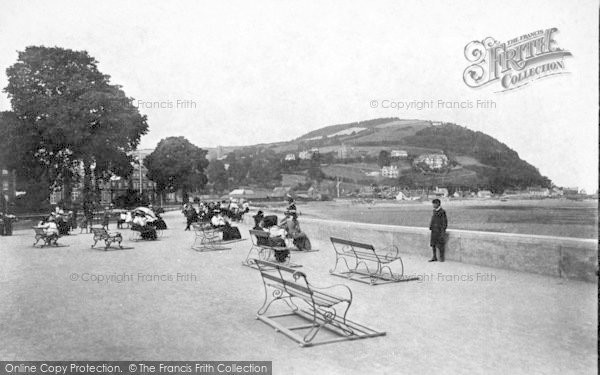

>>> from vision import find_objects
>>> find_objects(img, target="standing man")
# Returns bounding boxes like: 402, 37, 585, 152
429, 199, 447, 262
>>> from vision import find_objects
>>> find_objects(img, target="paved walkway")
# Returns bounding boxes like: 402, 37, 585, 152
0, 211, 596, 374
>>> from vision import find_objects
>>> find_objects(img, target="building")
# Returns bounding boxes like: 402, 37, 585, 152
50, 149, 158, 206
299, 148, 319, 160
413, 153, 449, 170
527, 187, 550, 197
434, 187, 449, 197
381, 165, 399, 178
477, 190, 492, 198
390, 150, 408, 159
337, 144, 358, 159
284, 153, 296, 161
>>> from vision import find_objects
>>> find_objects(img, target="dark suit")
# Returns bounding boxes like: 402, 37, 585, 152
429, 207, 447, 260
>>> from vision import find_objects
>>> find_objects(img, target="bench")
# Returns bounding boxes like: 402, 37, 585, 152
91, 226, 123, 250
33, 227, 59, 247
330, 237, 408, 285
243, 230, 293, 267
191, 222, 228, 251
253, 259, 385, 347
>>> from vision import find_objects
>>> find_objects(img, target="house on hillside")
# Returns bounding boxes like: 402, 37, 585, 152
390, 150, 408, 159
477, 190, 492, 198
527, 187, 550, 197
284, 153, 296, 161
299, 148, 319, 160
413, 153, 448, 170
434, 187, 449, 197
381, 165, 399, 178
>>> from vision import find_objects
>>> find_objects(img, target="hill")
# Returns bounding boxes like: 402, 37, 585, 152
209, 118, 551, 193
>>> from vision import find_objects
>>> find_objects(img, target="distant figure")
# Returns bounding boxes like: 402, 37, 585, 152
102, 207, 110, 229
286, 195, 296, 212
252, 210, 264, 230
282, 210, 311, 251
117, 211, 127, 229
429, 199, 448, 262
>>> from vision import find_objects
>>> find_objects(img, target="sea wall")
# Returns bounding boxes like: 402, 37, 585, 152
300, 218, 598, 282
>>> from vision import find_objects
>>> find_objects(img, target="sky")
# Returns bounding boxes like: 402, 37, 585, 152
0, 0, 598, 192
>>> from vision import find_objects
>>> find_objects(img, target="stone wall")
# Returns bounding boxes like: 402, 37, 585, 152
300, 218, 598, 282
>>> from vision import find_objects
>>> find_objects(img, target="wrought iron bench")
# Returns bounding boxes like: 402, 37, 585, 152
33, 227, 59, 247
191, 222, 227, 251
253, 259, 385, 347
329, 237, 409, 285
91, 226, 123, 250
243, 230, 294, 267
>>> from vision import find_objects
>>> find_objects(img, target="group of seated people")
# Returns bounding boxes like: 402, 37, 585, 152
252, 199, 311, 262
130, 206, 168, 240
37, 207, 77, 238
183, 199, 250, 230
36, 215, 61, 243
183, 200, 244, 241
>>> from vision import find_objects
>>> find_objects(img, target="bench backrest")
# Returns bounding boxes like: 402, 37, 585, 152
91, 227, 107, 236
330, 236, 381, 261
33, 227, 46, 235
253, 259, 313, 298
249, 229, 270, 246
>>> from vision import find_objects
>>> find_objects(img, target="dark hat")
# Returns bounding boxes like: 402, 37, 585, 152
253, 210, 264, 218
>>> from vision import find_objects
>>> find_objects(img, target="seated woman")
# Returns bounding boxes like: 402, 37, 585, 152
152, 213, 168, 230
210, 210, 241, 241
131, 212, 157, 240
40, 216, 60, 243
282, 210, 311, 251
54, 213, 70, 235
260, 214, 288, 262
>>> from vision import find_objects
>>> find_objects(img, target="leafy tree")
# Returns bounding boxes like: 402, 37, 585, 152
377, 150, 390, 167
144, 136, 208, 202
4, 46, 148, 212
224, 153, 251, 185
307, 152, 324, 183
206, 159, 228, 193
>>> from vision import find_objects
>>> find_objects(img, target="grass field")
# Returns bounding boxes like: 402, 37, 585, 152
295, 198, 598, 239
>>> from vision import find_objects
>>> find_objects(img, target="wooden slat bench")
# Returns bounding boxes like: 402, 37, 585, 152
253, 259, 385, 347
243, 230, 296, 268
191, 223, 243, 251
329, 237, 412, 285
32, 227, 59, 248
91, 226, 123, 250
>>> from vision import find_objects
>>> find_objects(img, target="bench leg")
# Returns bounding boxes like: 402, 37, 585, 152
243, 245, 261, 266
329, 254, 352, 274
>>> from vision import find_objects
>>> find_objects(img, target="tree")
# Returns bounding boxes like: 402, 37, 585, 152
144, 136, 208, 202
206, 159, 228, 193
377, 150, 390, 167
307, 152, 325, 183
4, 46, 148, 212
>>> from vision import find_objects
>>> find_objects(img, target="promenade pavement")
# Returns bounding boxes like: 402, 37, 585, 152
0, 211, 596, 374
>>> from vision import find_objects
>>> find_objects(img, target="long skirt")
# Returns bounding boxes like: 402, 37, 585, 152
292, 233, 311, 251
221, 226, 241, 241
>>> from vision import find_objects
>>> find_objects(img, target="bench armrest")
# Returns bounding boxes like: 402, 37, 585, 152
380, 245, 400, 261
309, 282, 353, 304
